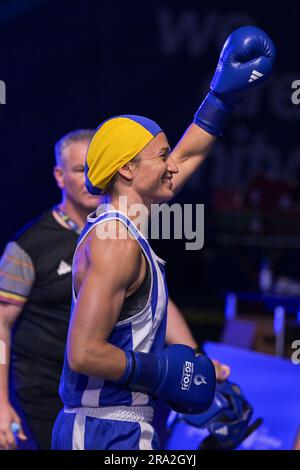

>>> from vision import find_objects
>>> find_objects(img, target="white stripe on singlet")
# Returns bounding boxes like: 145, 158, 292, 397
72, 413, 86, 450
138, 421, 155, 450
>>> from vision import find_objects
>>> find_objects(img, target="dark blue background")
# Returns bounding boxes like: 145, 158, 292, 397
1, 0, 299, 309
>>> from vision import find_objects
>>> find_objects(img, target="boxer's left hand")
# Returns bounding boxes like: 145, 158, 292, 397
194, 25, 276, 136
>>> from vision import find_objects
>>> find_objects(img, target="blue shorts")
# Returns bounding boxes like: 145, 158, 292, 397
52, 406, 159, 450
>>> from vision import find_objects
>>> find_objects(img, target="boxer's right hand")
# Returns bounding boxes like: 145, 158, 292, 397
119, 344, 216, 414
0, 402, 27, 450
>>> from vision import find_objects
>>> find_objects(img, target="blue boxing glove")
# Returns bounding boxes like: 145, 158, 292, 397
194, 26, 276, 136
118, 344, 216, 414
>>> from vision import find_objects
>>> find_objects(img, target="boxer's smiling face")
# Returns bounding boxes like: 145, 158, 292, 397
131, 132, 179, 204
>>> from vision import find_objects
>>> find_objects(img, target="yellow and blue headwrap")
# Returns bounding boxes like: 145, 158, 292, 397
85, 114, 162, 195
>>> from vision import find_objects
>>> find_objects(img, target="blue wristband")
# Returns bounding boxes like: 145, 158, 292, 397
129, 352, 162, 393
116, 350, 162, 395
193, 92, 234, 137
117, 350, 135, 385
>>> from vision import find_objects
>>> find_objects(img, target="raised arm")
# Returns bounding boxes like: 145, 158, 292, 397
170, 26, 276, 195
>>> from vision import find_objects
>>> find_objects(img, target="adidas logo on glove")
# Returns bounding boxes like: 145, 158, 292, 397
248, 69, 263, 83
215, 426, 229, 436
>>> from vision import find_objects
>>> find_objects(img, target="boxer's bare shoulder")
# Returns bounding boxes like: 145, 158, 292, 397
73, 219, 146, 298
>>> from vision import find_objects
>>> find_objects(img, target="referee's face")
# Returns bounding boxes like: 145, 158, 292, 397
57, 140, 99, 210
